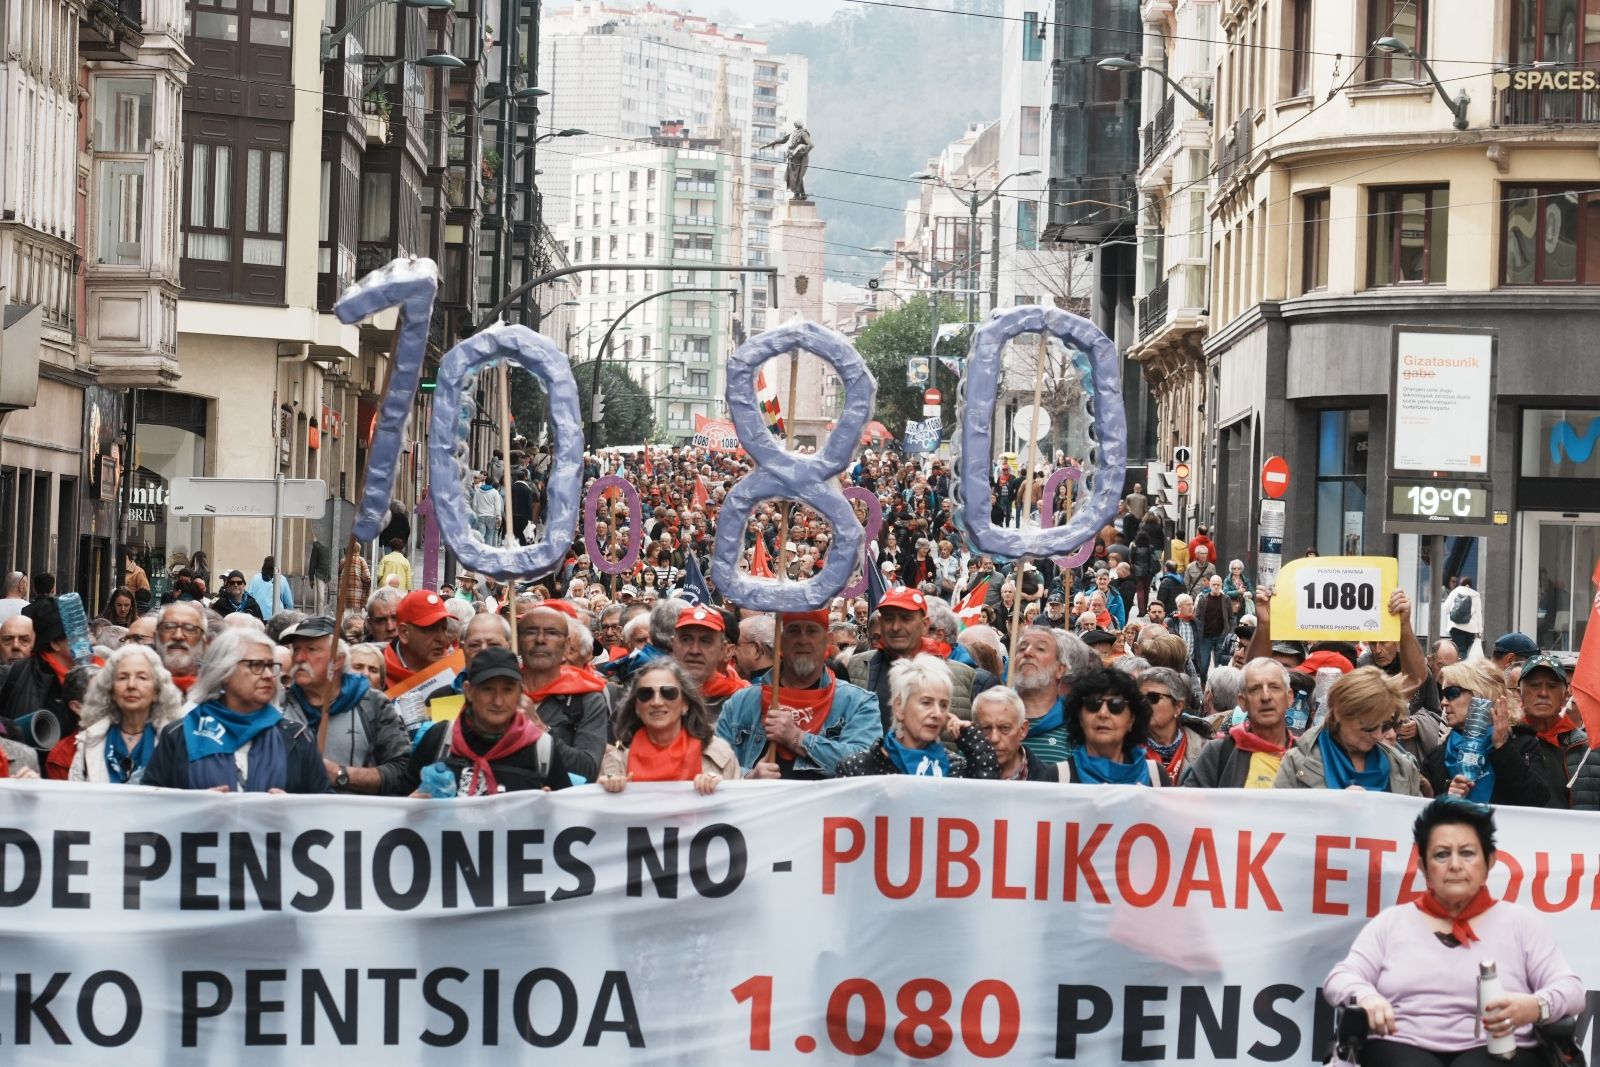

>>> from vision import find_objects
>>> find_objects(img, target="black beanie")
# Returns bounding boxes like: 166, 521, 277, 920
22, 597, 64, 648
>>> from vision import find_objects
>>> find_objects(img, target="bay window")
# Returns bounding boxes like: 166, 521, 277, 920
92, 78, 154, 267
1503, 186, 1600, 285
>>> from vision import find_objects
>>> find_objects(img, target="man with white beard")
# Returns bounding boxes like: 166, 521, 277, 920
1011, 626, 1095, 765
155, 600, 209, 698
715, 609, 879, 780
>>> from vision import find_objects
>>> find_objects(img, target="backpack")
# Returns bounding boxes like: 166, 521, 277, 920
1449, 592, 1472, 625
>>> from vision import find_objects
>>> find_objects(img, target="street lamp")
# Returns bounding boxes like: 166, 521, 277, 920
321, 0, 453, 65
869, 245, 984, 400
910, 167, 1040, 324
1372, 37, 1470, 130
363, 52, 464, 92
1095, 57, 1213, 121
533, 127, 589, 146
477, 85, 549, 113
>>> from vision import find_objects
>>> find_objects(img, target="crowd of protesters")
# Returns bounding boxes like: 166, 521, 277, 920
0, 440, 1590, 813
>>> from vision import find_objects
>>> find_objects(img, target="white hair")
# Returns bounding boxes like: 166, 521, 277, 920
193, 628, 282, 708
622, 614, 651, 644
971, 685, 1025, 724
78, 644, 186, 731
887, 653, 953, 719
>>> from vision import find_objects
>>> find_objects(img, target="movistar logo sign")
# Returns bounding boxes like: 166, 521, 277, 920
1551, 419, 1600, 465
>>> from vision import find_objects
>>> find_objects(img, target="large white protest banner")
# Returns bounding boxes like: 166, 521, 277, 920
0, 780, 1596, 1064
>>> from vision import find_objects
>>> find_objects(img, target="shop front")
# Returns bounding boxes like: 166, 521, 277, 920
124, 391, 210, 600
1515, 408, 1600, 652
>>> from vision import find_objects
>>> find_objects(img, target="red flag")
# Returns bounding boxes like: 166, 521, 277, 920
691, 476, 710, 510
1569, 560, 1600, 750
953, 578, 991, 629
749, 537, 774, 578
643, 448, 652, 477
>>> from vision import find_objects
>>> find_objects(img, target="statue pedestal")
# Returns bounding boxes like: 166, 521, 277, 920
770, 198, 831, 449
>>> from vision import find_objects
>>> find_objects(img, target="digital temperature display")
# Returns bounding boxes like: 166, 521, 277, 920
1389, 482, 1489, 521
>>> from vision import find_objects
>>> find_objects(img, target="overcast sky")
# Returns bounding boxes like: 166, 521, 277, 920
704, 0, 852, 26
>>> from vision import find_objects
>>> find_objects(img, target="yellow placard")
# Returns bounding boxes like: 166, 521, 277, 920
1269, 556, 1401, 642
427, 693, 466, 723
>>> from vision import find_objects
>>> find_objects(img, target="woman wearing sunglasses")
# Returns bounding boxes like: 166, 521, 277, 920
68, 644, 184, 785
143, 629, 330, 793
1061, 667, 1167, 785
1420, 662, 1557, 808
1274, 667, 1423, 794
600, 662, 739, 795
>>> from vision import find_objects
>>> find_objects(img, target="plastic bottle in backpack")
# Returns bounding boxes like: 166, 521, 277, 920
57, 593, 94, 666
1287, 688, 1311, 733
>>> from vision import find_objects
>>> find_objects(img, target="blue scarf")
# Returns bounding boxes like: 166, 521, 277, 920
1026, 697, 1066, 738
289, 673, 370, 729
105, 723, 155, 784
1072, 746, 1153, 785
183, 700, 282, 761
1443, 730, 1496, 802
1317, 725, 1392, 791
882, 731, 951, 777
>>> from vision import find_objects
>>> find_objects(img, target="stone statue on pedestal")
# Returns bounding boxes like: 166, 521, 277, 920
761, 121, 813, 202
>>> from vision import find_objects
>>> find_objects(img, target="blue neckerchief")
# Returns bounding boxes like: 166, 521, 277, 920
290, 672, 370, 729
881, 730, 950, 777
1317, 726, 1392, 791
105, 723, 155, 784
182, 700, 282, 762
1026, 697, 1066, 738
1072, 746, 1153, 785
186, 721, 288, 792
1443, 729, 1495, 802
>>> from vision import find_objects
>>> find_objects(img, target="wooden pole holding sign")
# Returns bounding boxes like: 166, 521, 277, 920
1008, 338, 1050, 670
762, 351, 803, 767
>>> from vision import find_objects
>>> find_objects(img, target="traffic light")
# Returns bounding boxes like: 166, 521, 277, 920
1172, 446, 1192, 497
592, 390, 606, 423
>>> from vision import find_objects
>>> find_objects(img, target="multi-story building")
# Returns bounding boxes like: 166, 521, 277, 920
1125, 0, 1216, 511
1040, 0, 1158, 488
538, 1, 807, 336
1204, 0, 1600, 644
567, 123, 737, 444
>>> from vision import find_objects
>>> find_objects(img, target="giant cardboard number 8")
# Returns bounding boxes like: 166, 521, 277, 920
711, 321, 875, 612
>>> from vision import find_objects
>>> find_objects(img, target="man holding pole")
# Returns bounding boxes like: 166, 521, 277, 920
715, 609, 879, 779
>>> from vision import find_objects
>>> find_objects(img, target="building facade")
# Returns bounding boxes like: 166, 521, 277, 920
1204, 0, 1600, 645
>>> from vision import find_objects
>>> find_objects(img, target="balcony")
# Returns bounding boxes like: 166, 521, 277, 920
1492, 68, 1600, 126
1142, 95, 1176, 170
675, 180, 716, 194
1137, 277, 1169, 341
1216, 108, 1254, 189
674, 215, 716, 227
80, 0, 143, 60
671, 247, 713, 261
671, 316, 712, 329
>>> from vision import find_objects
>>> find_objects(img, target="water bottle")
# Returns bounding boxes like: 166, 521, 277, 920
1476, 960, 1518, 1059
57, 593, 94, 666
1312, 667, 1342, 721
1287, 688, 1310, 733
1459, 697, 1494, 784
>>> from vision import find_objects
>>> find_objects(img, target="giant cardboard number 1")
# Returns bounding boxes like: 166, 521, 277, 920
335, 258, 586, 580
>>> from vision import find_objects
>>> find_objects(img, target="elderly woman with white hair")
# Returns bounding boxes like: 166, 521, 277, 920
69, 644, 185, 784
972, 686, 1060, 782
142, 628, 330, 793
836, 654, 1000, 778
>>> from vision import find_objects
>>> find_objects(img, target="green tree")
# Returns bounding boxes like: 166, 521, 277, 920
572, 361, 654, 448
854, 294, 965, 438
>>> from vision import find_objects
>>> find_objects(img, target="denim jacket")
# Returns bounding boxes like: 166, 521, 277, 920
715, 670, 880, 777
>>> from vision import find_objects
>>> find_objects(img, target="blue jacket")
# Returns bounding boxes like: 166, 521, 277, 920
246, 574, 294, 619
715, 670, 880, 777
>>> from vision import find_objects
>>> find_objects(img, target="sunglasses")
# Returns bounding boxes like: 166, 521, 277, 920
1089, 696, 1130, 715
1441, 685, 1475, 701
636, 685, 681, 703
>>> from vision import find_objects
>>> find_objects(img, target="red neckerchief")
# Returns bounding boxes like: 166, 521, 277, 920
0, 743, 9, 779
919, 637, 953, 658
383, 642, 415, 687
171, 674, 197, 694
41, 651, 71, 686
1531, 719, 1569, 749
1415, 886, 1496, 945
1230, 723, 1289, 756
760, 670, 836, 760
626, 730, 704, 782
45, 736, 75, 780
449, 712, 543, 796
1154, 733, 1188, 782
701, 668, 747, 699
524, 665, 607, 705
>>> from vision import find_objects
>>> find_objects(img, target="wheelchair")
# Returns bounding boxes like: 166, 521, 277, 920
1327, 1000, 1586, 1066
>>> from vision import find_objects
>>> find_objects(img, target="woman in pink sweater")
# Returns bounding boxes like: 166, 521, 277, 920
1324, 797, 1582, 1065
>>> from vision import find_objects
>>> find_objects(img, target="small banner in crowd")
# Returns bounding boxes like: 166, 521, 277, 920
1, 782, 1596, 1064
904, 418, 941, 454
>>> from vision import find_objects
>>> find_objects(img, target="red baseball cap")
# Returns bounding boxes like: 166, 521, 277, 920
676, 606, 724, 633
879, 588, 928, 615
398, 590, 450, 627
780, 609, 830, 628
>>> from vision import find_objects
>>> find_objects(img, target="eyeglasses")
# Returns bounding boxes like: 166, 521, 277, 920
238, 659, 278, 676
636, 685, 681, 703
1089, 696, 1130, 715
1354, 720, 1389, 735
123, 634, 153, 646
1441, 685, 1475, 701
1140, 691, 1174, 705
157, 622, 204, 637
